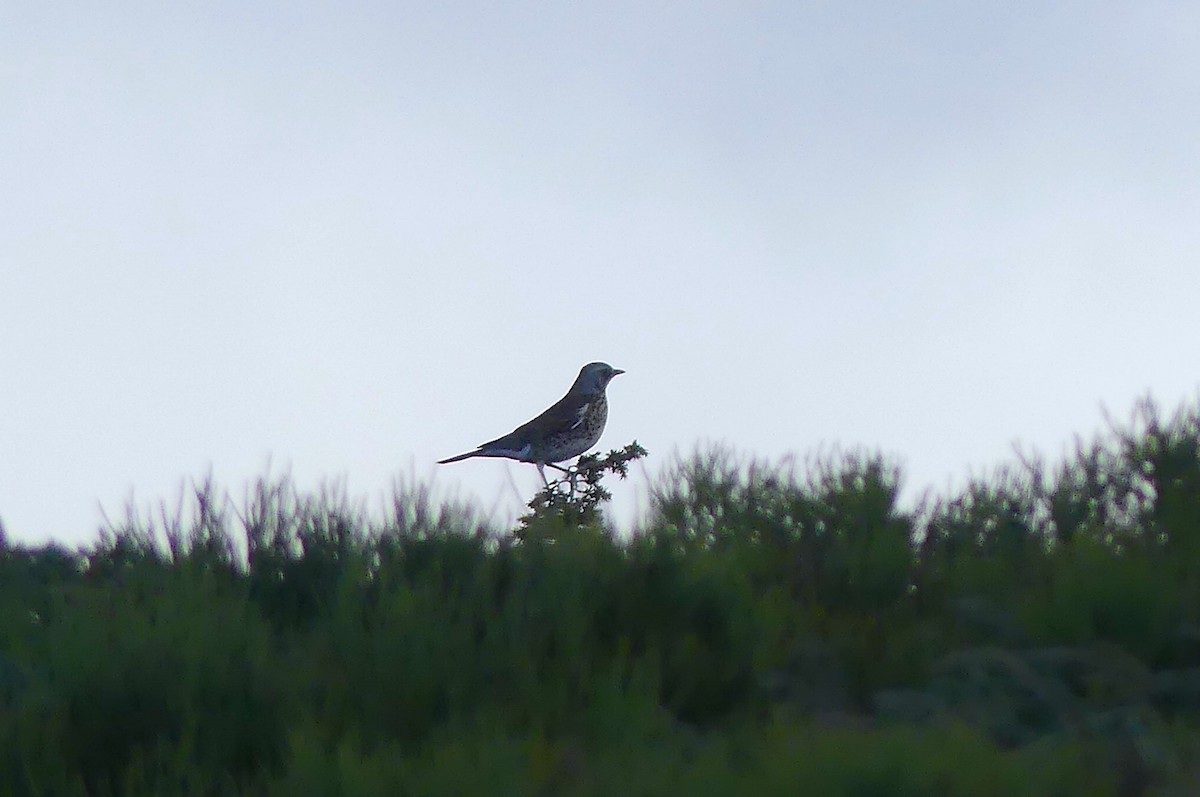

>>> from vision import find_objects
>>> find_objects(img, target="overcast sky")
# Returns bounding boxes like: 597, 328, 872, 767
3, 3, 1198, 545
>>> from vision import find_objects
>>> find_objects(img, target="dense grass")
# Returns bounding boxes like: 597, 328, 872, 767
2, 397, 1200, 795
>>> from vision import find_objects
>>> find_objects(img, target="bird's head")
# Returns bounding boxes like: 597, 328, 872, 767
575, 362, 624, 395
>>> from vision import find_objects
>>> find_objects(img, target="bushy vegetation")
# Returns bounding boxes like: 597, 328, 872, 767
3, 398, 1200, 795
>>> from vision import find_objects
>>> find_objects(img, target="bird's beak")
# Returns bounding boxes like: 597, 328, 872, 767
612, 368, 625, 376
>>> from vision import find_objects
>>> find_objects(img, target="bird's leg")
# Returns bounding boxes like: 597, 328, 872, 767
536, 463, 550, 488
542, 463, 571, 490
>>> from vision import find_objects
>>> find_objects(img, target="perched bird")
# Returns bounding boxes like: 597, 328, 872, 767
438, 362, 625, 485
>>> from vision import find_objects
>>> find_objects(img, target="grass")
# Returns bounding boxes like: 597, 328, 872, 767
2, 397, 1200, 795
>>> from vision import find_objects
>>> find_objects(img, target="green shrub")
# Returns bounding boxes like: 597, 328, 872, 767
4, 395, 1200, 793
1020, 539, 1179, 661
22, 568, 284, 795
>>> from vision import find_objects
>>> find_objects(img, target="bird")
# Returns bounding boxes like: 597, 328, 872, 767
438, 362, 625, 485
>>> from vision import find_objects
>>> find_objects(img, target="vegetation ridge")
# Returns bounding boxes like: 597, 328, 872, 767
2, 397, 1199, 795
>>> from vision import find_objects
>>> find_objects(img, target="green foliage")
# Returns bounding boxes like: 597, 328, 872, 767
3, 395, 1200, 794
519, 441, 648, 534
1018, 538, 1180, 660
8, 567, 285, 796
647, 446, 914, 612
262, 717, 1107, 797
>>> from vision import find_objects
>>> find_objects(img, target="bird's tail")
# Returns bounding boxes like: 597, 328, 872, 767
437, 450, 481, 464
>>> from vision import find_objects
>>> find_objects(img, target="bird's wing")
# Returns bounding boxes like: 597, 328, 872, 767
481, 393, 587, 449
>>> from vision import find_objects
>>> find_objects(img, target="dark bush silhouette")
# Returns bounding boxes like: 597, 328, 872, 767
1, 397, 1199, 794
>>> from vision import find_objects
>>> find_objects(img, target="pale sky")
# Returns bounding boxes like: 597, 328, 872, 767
3, 3, 1199, 545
